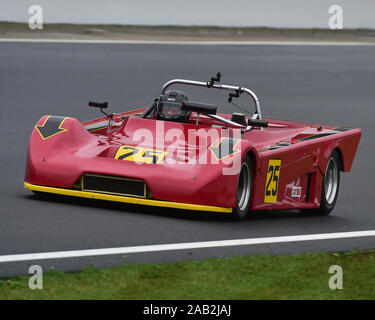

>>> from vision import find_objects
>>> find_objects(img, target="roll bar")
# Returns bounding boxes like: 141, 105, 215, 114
161, 78, 262, 120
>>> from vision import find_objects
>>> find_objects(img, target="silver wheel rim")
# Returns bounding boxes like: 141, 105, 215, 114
237, 162, 251, 211
324, 157, 339, 205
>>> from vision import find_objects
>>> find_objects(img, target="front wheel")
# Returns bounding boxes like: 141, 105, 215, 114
233, 155, 253, 220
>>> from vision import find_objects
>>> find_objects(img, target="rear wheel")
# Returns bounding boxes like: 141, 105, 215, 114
233, 155, 253, 220
309, 150, 340, 216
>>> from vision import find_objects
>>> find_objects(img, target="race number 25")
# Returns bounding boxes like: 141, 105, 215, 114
114, 145, 167, 164
264, 159, 281, 203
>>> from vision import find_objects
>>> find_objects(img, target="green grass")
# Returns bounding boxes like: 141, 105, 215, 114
1, 251, 375, 299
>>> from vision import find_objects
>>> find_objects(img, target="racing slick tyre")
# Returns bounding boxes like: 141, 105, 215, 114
233, 155, 253, 220
305, 150, 341, 216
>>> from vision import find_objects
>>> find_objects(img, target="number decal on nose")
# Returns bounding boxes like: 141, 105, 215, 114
114, 145, 167, 164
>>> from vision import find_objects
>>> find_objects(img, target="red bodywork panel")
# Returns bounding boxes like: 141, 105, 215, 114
25, 108, 361, 211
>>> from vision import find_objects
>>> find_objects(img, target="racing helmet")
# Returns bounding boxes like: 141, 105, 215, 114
157, 90, 191, 123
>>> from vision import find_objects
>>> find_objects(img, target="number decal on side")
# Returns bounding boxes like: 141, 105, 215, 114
114, 145, 167, 164
264, 159, 281, 203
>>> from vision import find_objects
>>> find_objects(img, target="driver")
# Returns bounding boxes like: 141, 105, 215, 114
156, 90, 191, 123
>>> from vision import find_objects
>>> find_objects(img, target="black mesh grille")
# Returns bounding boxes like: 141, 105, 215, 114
82, 174, 146, 198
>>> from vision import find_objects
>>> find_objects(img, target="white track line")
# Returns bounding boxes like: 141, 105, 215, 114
1, 230, 375, 263
0, 39, 374, 46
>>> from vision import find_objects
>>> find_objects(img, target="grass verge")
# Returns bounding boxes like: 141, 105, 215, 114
1, 250, 375, 299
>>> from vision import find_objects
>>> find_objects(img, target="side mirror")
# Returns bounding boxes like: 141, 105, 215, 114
88, 101, 108, 109
89, 101, 109, 117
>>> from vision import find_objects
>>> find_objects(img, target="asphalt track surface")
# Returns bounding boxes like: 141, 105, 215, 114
0, 42, 374, 277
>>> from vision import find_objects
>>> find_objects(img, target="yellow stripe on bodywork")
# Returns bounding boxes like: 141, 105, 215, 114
24, 182, 232, 213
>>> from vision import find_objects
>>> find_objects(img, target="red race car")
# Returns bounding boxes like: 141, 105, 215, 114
25, 73, 361, 220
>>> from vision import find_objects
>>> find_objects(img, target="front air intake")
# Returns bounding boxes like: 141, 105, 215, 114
81, 174, 146, 198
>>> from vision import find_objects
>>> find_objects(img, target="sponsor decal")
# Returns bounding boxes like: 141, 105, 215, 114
291, 186, 302, 198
